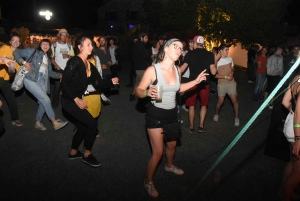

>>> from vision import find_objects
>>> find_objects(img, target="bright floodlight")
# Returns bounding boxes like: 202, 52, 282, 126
39, 10, 52, 20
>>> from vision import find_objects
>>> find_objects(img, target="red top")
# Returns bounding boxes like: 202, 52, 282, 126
256, 55, 267, 74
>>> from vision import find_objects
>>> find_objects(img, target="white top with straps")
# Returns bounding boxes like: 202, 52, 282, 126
150, 63, 180, 110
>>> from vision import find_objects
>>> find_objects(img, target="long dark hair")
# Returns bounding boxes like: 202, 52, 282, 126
156, 38, 181, 63
74, 35, 91, 55
37, 39, 52, 57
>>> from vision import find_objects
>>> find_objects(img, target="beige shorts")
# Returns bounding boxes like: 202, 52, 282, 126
135, 70, 145, 86
217, 82, 237, 97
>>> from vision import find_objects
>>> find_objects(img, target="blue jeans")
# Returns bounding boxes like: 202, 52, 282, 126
24, 73, 55, 121
254, 73, 266, 100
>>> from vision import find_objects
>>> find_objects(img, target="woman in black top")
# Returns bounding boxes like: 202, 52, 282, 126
61, 35, 119, 167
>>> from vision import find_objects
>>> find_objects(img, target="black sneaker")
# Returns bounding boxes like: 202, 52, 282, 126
129, 94, 136, 101
209, 90, 216, 95
198, 127, 207, 133
68, 151, 83, 160
82, 154, 101, 167
184, 126, 194, 133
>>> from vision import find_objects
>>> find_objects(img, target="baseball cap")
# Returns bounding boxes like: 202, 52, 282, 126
193, 36, 204, 45
218, 43, 231, 50
57, 29, 69, 36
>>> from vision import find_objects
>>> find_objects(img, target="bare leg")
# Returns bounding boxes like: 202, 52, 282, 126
145, 128, 164, 183
280, 142, 300, 200
264, 92, 268, 100
165, 140, 177, 167
230, 94, 239, 118
199, 106, 207, 128
188, 106, 195, 128
215, 96, 225, 115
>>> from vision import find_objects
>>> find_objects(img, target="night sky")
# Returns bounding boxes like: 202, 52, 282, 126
284, 0, 300, 29
1, 0, 300, 31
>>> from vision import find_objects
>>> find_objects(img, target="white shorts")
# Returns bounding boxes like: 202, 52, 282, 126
283, 112, 295, 142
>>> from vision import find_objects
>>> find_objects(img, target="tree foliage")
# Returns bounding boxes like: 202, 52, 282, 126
145, 0, 292, 48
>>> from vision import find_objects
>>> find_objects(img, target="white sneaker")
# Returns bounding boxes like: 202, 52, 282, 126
181, 105, 189, 112
53, 119, 68, 130
164, 164, 184, 175
35, 121, 47, 130
234, 118, 240, 126
144, 181, 159, 198
213, 115, 219, 122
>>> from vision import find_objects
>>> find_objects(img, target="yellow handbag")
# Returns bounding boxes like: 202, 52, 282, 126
83, 94, 101, 118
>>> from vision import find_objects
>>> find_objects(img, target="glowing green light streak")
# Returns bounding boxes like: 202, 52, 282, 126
187, 56, 300, 199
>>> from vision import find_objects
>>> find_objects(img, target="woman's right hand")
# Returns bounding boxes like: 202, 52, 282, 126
24, 62, 33, 71
74, 97, 88, 110
147, 86, 158, 98
195, 69, 209, 84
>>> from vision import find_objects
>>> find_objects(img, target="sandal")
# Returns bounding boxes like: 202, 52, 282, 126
11, 120, 23, 127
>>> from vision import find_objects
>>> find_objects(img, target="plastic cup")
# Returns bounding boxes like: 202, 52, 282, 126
8, 62, 16, 74
155, 85, 163, 101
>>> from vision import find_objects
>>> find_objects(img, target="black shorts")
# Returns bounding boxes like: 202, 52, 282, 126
145, 103, 177, 129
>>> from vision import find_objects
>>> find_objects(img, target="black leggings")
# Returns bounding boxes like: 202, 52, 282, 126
0, 81, 19, 120
61, 98, 97, 151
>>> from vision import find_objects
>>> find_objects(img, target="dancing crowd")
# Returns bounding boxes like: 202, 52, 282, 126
1, 28, 300, 199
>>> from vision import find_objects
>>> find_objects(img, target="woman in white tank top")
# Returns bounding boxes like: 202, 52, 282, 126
135, 38, 208, 198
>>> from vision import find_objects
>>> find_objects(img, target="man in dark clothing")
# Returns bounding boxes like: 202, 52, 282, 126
284, 45, 300, 87
247, 45, 257, 83
180, 35, 217, 133
93, 36, 112, 94
130, 33, 151, 101
127, 37, 138, 87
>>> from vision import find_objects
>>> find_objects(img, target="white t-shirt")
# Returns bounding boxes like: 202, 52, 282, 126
182, 67, 190, 78
39, 55, 48, 74
51, 42, 74, 70
217, 56, 235, 83
109, 46, 117, 65
217, 56, 234, 69
151, 47, 159, 65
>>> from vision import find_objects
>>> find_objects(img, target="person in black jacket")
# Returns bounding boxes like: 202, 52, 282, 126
61, 35, 119, 168
130, 33, 151, 101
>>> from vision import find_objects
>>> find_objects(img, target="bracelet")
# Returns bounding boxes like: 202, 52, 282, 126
294, 124, 300, 128
143, 90, 147, 97
295, 136, 300, 140
22, 60, 27, 65
225, 75, 227, 79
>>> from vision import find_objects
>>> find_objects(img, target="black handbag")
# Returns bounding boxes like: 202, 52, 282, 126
162, 121, 182, 142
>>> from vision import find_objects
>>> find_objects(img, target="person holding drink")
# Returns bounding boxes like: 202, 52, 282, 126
0, 34, 23, 126
135, 38, 208, 198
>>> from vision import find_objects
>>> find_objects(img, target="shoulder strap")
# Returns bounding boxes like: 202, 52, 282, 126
27, 49, 37, 63
67, 43, 71, 50
152, 64, 158, 85
175, 65, 181, 82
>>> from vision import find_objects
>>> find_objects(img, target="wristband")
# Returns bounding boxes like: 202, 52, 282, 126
295, 136, 300, 140
294, 124, 300, 128
143, 90, 147, 97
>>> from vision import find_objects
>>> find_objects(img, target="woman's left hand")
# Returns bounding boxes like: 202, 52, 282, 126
111, 77, 119, 85
195, 69, 209, 84
2, 57, 15, 67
